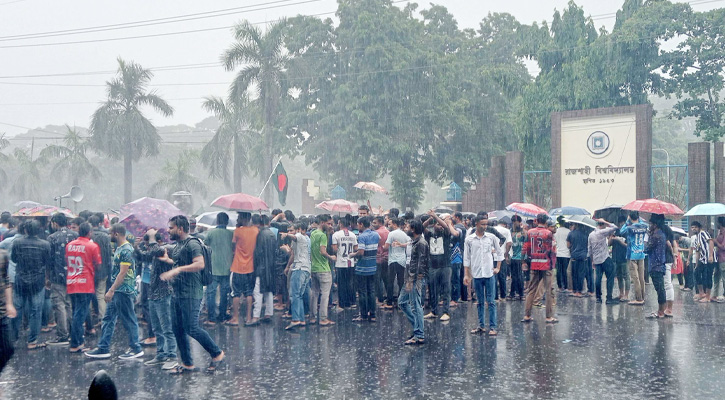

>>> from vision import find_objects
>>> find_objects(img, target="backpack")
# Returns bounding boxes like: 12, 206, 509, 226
186, 237, 213, 286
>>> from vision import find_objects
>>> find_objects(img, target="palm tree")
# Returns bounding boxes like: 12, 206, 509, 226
11, 148, 44, 200
89, 58, 173, 203
222, 19, 289, 202
0, 134, 10, 185
38, 125, 101, 186
201, 95, 253, 192
149, 150, 208, 199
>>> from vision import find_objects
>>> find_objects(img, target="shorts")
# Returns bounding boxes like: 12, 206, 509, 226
230, 272, 255, 298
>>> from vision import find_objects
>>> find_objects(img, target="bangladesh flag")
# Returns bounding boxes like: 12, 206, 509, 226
273, 162, 288, 206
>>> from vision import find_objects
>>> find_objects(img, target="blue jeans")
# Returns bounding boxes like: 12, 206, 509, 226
14, 286, 44, 344
97, 291, 141, 353
398, 279, 424, 339
69, 293, 93, 348
172, 297, 222, 367
149, 296, 177, 359
205, 275, 230, 323
289, 270, 310, 323
450, 263, 462, 302
474, 277, 497, 330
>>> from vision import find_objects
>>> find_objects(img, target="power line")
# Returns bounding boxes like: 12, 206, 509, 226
0, 0, 315, 42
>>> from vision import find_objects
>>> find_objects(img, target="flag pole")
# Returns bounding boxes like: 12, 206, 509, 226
258, 158, 283, 198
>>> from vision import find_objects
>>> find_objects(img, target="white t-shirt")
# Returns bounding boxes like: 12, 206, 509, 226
386, 228, 410, 266
332, 229, 358, 268
292, 233, 311, 272
494, 226, 513, 259
554, 227, 571, 258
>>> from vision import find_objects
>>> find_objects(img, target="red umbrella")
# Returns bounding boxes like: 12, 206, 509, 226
211, 193, 269, 212
353, 181, 388, 194
505, 202, 548, 218
622, 198, 684, 217
315, 199, 360, 214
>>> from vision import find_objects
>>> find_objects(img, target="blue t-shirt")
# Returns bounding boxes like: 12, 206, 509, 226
566, 229, 589, 261
449, 224, 465, 264
620, 220, 648, 261
356, 229, 380, 276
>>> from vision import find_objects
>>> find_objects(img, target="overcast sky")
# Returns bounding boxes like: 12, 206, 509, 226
0, 0, 719, 136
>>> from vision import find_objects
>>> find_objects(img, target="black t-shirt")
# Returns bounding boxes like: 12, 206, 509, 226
611, 233, 628, 264
428, 229, 451, 268
170, 237, 203, 299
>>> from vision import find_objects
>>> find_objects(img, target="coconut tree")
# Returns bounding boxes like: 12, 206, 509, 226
0, 134, 10, 185
38, 125, 101, 186
149, 150, 208, 199
89, 58, 173, 203
11, 148, 44, 200
222, 19, 290, 203
201, 95, 253, 192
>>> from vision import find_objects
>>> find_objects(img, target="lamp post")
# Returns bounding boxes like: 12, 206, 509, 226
653, 148, 670, 201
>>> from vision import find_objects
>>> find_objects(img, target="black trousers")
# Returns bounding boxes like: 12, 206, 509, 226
650, 270, 666, 305
384, 262, 405, 305
356, 274, 376, 318
0, 317, 15, 374
509, 259, 524, 297
336, 268, 356, 308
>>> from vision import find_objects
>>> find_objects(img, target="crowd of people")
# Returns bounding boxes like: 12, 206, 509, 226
0, 205, 723, 374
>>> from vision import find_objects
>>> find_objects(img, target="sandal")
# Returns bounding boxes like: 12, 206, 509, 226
207, 357, 224, 373
69, 346, 87, 353
352, 316, 365, 322
169, 365, 198, 375
223, 321, 239, 326
488, 330, 498, 336
470, 327, 487, 335
664, 313, 674, 318
698, 298, 710, 303
27, 342, 47, 350
415, 338, 425, 344
645, 312, 663, 319
369, 317, 377, 323
521, 317, 533, 323
545, 318, 559, 324
404, 337, 418, 345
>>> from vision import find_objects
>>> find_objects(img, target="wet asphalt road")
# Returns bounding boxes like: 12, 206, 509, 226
1, 284, 724, 399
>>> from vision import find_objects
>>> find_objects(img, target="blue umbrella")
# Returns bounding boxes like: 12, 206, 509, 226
684, 203, 725, 217
549, 206, 590, 216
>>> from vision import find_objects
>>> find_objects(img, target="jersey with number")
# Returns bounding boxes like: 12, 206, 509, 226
523, 227, 555, 271
332, 229, 358, 268
65, 236, 101, 294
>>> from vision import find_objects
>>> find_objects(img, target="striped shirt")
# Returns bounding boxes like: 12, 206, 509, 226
695, 230, 718, 263
355, 229, 380, 276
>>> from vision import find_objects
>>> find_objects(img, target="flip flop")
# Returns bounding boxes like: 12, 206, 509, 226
545, 318, 559, 324
488, 330, 498, 336
404, 337, 418, 345
664, 313, 674, 318
207, 358, 224, 373
169, 365, 198, 375
470, 327, 487, 335
27, 342, 47, 350
223, 321, 239, 326
521, 317, 533, 323
645, 312, 663, 319
69, 346, 87, 353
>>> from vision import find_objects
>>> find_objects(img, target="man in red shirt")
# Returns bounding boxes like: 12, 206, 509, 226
66, 222, 102, 353
522, 214, 557, 324
373, 216, 391, 308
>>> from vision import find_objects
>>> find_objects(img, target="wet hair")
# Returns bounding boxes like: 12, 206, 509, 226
237, 212, 251, 227
17, 220, 27, 235
474, 215, 488, 225
409, 219, 424, 235
6, 218, 17, 229
284, 210, 296, 222
110, 223, 126, 236
358, 216, 372, 228
691, 221, 702, 229
389, 208, 400, 218
71, 217, 85, 227
260, 214, 270, 226
511, 215, 522, 223
93, 212, 106, 225
110, 217, 119, 225
216, 212, 229, 226
78, 210, 93, 221
358, 205, 370, 212
618, 215, 627, 224
25, 220, 42, 237
629, 211, 639, 221
51, 213, 68, 227
374, 216, 384, 225
536, 213, 548, 225
251, 214, 262, 226
453, 212, 463, 221
476, 211, 489, 219
294, 221, 308, 232
79, 222, 92, 237
0, 211, 10, 224
391, 217, 404, 228
169, 215, 190, 233
88, 215, 102, 227
317, 214, 331, 223
718, 216, 725, 228
271, 209, 282, 216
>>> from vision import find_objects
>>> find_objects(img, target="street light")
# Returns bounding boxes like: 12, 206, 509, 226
653, 148, 670, 201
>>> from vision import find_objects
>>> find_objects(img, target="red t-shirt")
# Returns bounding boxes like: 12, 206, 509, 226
523, 227, 555, 271
66, 237, 102, 294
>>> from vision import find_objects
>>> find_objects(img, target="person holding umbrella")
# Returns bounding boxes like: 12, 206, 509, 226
645, 216, 668, 319
588, 219, 619, 304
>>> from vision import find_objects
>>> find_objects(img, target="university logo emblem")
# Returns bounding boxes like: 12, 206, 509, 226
587, 131, 610, 156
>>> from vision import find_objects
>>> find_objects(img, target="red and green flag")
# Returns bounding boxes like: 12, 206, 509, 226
273, 162, 288, 206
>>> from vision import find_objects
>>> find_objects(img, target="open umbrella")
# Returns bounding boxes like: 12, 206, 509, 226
506, 202, 548, 218
565, 215, 598, 229
549, 206, 590, 217
353, 181, 388, 194
14, 200, 41, 209
315, 199, 360, 214
684, 203, 725, 217
488, 210, 515, 221
13, 205, 75, 218
195, 211, 236, 229
211, 193, 269, 212
434, 206, 455, 214
120, 197, 182, 233
622, 198, 684, 217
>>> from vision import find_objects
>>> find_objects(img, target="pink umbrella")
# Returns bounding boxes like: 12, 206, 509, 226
211, 193, 269, 212
505, 202, 548, 218
622, 198, 684, 217
120, 197, 182, 233
316, 199, 360, 214
353, 181, 388, 194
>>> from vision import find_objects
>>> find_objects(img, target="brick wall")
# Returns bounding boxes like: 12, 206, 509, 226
715, 142, 724, 204
688, 142, 710, 228
462, 151, 524, 212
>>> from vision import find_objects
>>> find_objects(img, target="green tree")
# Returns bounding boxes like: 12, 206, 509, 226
149, 150, 208, 199
38, 125, 101, 186
0, 134, 10, 185
222, 19, 291, 202
11, 148, 44, 200
89, 58, 174, 203
201, 95, 253, 192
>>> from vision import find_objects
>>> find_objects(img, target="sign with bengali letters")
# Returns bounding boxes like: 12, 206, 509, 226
560, 114, 638, 213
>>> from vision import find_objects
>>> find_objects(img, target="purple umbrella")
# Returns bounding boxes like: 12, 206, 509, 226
119, 197, 182, 237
